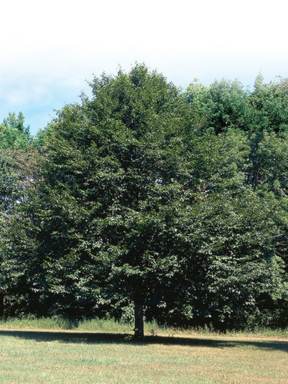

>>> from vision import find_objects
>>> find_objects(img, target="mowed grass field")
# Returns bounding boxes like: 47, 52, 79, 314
0, 320, 287, 384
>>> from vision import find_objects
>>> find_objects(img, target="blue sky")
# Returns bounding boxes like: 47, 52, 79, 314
1, 0, 288, 134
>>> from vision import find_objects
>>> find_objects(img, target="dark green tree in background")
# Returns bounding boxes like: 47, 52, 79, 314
0, 113, 37, 317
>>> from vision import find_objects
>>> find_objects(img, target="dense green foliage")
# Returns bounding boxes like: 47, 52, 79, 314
0, 66, 288, 333
0, 113, 36, 316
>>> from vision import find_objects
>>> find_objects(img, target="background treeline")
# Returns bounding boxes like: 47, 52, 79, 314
1, 65, 288, 335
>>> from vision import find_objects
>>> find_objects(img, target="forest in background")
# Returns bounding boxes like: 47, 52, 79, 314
1, 65, 288, 337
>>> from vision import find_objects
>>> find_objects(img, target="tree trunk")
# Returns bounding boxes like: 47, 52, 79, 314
134, 300, 144, 339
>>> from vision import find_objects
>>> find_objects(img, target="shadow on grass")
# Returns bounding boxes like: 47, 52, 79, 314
0, 329, 287, 352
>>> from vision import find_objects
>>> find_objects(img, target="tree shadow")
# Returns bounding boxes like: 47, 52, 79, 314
0, 329, 287, 352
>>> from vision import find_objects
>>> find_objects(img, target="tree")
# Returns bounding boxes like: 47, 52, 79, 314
249, 77, 288, 134
186, 80, 252, 134
22, 65, 187, 337
178, 190, 286, 329
0, 113, 36, 317
0, 112, 31, 149
148, 121, 288, 329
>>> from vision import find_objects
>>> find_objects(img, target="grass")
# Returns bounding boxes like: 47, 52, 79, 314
0, 316, 288, 337
0, 318, 287, 383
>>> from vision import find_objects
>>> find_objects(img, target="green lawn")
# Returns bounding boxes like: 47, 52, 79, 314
0, 326, 287, 383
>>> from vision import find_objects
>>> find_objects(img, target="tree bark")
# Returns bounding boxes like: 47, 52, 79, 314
134, 300, 144, 339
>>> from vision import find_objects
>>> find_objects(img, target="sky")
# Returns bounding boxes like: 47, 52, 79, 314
0, 0, 288, 134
